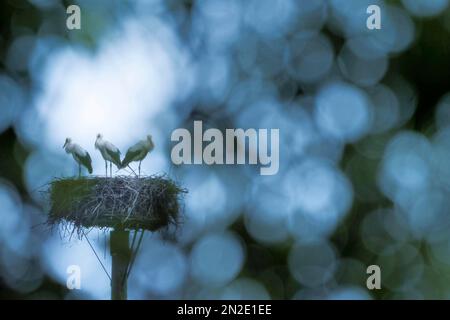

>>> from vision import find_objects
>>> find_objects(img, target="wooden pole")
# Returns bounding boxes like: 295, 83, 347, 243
110, 227, 130, 300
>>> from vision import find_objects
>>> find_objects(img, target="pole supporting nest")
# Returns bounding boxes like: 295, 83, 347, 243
110, 227, 130, 300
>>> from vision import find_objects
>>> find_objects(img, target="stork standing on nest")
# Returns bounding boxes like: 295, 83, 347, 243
63, 138, 93, 177
121, 135, 154, 177
95, 134, 122, 177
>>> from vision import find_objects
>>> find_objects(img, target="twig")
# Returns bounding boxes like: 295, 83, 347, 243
82, 229, 112, 281
124, 229, 145, 281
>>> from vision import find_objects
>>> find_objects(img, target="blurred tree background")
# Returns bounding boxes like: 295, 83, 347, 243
1, 0, 450, 299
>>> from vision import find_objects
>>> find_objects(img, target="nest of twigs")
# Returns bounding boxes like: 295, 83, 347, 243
46, 175, 186, 234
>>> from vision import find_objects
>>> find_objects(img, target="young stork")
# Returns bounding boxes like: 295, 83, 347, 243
94, 134, 122, 177
121, 135, 154, 177
63, 138, 93, 177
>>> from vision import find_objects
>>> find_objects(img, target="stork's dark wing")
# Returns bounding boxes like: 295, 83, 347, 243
121, 147, 142, 168
106, 148, 122, 168
74, 152, 93, 174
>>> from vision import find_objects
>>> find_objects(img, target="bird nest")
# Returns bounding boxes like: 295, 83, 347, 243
46, 175, 186, 235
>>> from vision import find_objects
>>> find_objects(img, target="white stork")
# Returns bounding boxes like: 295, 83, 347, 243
63, 138, 93, 177
94, 134, 122, 177
121, 135, 154, 177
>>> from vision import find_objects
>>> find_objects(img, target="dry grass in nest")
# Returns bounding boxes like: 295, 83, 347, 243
46, 175, 186, 236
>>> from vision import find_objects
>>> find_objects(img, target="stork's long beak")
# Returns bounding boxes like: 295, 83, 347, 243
63, 141, 67, 148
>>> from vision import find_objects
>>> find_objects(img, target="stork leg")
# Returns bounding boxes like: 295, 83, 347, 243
110, 162, 113, 177
105, 161, 108, 177
139, 161, 142, 178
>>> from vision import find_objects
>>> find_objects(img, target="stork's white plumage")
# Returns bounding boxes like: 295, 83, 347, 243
95, 134, 122, 177
121, 135, 154, 177
63, 138, 93, 177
